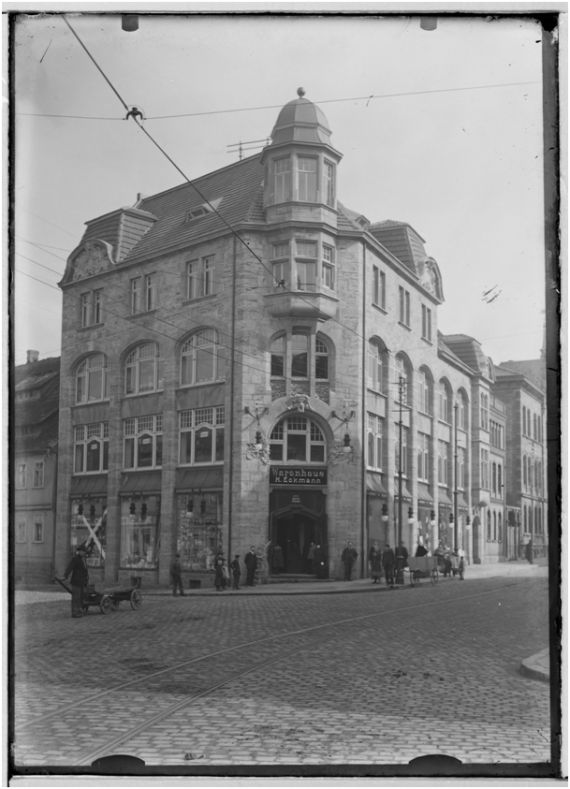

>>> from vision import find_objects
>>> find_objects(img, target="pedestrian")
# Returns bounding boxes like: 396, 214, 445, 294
244, 546, 258, 587
214, 554, 227, 591
307, 541, 316, 573
271, 542, 284, 575
382, 543, 395, 587
62, 546, 89, 618
230, 554, 241, 590
170, 553, 185, 596
395, 541, 409, 582
341, 541, 358, 581
368, 540, 382, 584
525, 538, 534, 564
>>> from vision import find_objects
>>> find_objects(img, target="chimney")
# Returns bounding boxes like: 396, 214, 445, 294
26, 350, 39, 364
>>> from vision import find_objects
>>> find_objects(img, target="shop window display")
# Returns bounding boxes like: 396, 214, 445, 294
177, 493, 223, 571
71, 498, 107, 568
120, 495, 161, 569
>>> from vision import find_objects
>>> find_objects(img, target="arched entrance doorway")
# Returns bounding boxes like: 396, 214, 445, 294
269, 490, 327, 577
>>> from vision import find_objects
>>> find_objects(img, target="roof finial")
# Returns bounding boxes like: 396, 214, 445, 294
297, 87, 306, 98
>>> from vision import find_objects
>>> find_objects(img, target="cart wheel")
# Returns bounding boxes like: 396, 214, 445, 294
111, 599, 120, 610
130, 589, 142, 610
431, 569, 438, 585
99, 595, 112, 614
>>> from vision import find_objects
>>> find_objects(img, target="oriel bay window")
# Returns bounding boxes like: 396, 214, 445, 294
297, 157, 317, 201
124, 415, 162, 469
181, 329, 225, 386
271, 242, 289, 286
274, 157, 292, 203
125, 343, 163, 395
295, 241, 317, 291
367, 413, 383, 471
76, 354, 108, 404
120, 495, 160, 569
269, 416, 326, 462
179, 406, 225, 465
271, 331, 330, 383
74, 422, 109, 473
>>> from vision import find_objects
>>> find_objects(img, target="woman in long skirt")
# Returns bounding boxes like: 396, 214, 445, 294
368, 541, 382, 584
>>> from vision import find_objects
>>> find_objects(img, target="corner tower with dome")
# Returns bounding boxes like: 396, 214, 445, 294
54, 89, 489, 590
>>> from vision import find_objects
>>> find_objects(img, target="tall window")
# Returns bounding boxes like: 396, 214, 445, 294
523, 455, 527, 487
269, 416, 326, 463
492, 462, 497, 495
438, 440, 449, 485
74, 423, 109, 474
487, 510, 492, 540
324, 160, 335, 206
493, 511, 497, 541
179, 406, 225, 465
458, 448, 466, 489
124, 415, 163, 469
527, 409, 531, 436
33, 514, 44, 543
126, 343, 163, 395
181, 330, 225, 386
438, 381, 451, 423
480, 393, 489, 430
394, 355, 410, 404
421, 304, 432, 342
367, 340, 384, 393
372, 266, 386, 309
291, 333, 309, 378
76, 354, 108, 404
145, 273, 156, 311
186, 257, 215, 300
367, 413, 383, 471
315, 338, 329, 379
322, 245, 335, 290
274, 157, 292, 203
481, 448, 489, 489
458, 392, 468, 430
522, 406, 527, 435
418, 369, 432, 415
270, 332, 331, 383
17, 522, 26, 543
417, 433, 430, 482
295, 241, 317, 291
399, 286, 410, 326
498, 512, 503, 542
17, 463, 26, 489
498, 464, 502, 498
270, 336, 285, 377
395, 427, 409, 476
297, 157, 317, 202
131, 277, 141, 314
33, 461, 44, 488
81, 289, 103, 328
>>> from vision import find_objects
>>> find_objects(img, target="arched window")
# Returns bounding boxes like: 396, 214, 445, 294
291, 332, 309, 378
458, 390, 468, 430
493, 511, 497, 541
76, 353, 108, 404
498, 512, 502, 542
180, 330, 225, 386
438, 379, 451, 423
394, 354, 411, 404
367, 340, 384, 393
418, 368, 433, 416
367, 413, 383, 471
125, 343, 163, 395
269, 415, 326, 463
315, 338, 329, 380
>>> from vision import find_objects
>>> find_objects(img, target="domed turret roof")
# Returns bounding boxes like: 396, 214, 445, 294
270, 88, 332, 146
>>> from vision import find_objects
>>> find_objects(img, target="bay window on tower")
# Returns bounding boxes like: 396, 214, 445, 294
274, 157, 292, 203
297, 157, 318, 201
269, 331, 331, 386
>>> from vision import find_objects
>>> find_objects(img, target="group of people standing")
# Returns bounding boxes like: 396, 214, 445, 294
366, 540, 409, 586
170, 547, 259, 594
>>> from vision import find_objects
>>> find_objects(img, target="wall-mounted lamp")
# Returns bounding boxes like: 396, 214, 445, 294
466, 515, 471, 529
331, 409, 355, 426
141, 503, 148, 521
449, 514, 454, 524
407, 506, 415, 525
129, 501, 136, 516
381, 504, 389, 523
342, 434, 352, 454
430, 510, 436, 527
244, 405, 268, 423
255, 431, 264, 451
78, 503, 84, 516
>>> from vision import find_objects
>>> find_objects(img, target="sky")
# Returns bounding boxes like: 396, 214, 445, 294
12, 11, 547, 367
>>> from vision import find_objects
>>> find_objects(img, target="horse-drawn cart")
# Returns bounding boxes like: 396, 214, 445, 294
55, 577, 142, 614
407, 555, 439, 586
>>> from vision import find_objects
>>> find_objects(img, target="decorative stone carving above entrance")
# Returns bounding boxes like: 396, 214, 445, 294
287, 392, 311, 412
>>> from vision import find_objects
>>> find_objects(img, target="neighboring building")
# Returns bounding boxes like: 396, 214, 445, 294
14, 351, 60, 583
493, 361, 547, 560
54, 90, 481, 587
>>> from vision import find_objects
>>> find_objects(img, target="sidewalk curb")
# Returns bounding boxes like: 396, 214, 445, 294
520, 648, 550, 683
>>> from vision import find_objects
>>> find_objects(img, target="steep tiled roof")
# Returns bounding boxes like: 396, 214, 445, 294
336, 202, 362, 232
368, 220, 427, 273
15, 356, 60, 386
437, 333, 474, 376
117, 154, 265, 263
14, 357, 60, 452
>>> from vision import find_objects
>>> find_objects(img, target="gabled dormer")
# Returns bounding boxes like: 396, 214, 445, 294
260, 89, 343, 228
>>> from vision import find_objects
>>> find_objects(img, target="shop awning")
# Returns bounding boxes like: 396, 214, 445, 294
417, 483, 433, 503
366, 472, 386, 496
394, 482, 412, 502
458, 494, 469, 509
437, 488, 453, 507
176, 467, 223, 492
70, 475, 108, 497
121, 471, 162, 494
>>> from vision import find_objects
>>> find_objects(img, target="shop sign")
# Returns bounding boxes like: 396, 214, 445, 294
270, 467, 327, 486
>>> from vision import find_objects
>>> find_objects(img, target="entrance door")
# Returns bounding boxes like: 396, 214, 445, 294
275, 514, 316, 574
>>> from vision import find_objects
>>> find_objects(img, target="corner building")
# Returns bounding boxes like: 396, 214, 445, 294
55, 92, 474, 586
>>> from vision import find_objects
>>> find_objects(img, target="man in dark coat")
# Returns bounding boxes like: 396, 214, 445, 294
244, 546, 258, 587
395, 541, 409, 584
63, 546, 89, 618
230, 554, 241, 590
382, 543, 395, 587
170, 553, 185, 596
341, 541, 358, 581
525, 539, 533, 564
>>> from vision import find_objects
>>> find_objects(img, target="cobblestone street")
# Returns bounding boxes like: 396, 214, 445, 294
13, 570, 550, 769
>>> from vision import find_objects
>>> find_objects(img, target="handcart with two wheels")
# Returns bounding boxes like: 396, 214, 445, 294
55, 576, 142, 614
407, 555, 439, 587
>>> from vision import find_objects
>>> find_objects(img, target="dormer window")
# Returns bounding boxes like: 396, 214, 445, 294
185, 198, 222, 223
